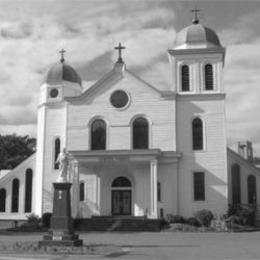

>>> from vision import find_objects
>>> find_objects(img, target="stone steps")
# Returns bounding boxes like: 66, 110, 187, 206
74, 216, 161, 232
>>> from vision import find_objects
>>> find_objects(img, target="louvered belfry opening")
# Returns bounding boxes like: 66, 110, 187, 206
205, 64, 213, 90
181, 65, 190, 91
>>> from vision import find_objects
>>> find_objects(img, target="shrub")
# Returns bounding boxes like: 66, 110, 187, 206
186, 217, 201, 227
194, 209, 214, 227
238, 207, 255, 226
42, 212, 52, 228
26, 213, 41, 226
166, 214, 186, 224
227, 205, 256, 226
226, 215, 241, 225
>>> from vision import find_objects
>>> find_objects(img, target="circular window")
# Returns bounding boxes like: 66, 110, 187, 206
50, 88, 59, 98
110, 90, 129, 109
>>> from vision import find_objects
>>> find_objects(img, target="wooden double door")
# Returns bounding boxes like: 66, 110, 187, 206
112, 190, 131, 215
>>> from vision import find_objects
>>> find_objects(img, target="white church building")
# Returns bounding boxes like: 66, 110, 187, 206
0, 15, 260, 222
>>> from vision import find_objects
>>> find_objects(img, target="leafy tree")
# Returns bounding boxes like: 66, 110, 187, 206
0, 134, 36, 170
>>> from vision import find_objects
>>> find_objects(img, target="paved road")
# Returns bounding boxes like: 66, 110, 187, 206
1, 231, 260, 259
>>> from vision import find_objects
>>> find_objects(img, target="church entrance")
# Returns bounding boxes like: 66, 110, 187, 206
111, 177, 132, 216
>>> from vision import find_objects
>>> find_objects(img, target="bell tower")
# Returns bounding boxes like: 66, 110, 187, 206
35, 50, 82, 216
168, 12, 228, 217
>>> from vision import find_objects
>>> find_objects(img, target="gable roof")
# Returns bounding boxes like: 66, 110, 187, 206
227, 147, 260, 176
0, 153, 36, 186
66, 62, 174, 103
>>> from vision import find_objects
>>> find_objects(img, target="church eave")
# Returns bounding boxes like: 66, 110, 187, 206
65, 67, 123, 103
69, 149, 181, 164
227, 147, 260, 176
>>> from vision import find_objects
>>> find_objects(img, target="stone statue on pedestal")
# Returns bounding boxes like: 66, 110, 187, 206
56, 148, 71, 183
39, 147, 82, 247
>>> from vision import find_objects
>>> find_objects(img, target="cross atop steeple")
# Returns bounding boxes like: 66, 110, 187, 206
191, 8, 200, 24
59, 48, 66, 63
114, 42, 126, 63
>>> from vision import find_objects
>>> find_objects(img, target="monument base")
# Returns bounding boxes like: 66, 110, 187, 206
39, 230, 83, 247
39, 182, 83, 247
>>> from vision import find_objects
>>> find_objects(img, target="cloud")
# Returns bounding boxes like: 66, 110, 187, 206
0, 0, 260, 157
0, 0, 176, 135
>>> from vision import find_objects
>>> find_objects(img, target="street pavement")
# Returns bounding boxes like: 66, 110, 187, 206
1, 231, 260, 259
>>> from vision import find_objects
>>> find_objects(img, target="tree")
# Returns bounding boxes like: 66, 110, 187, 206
0, 134, 36, 170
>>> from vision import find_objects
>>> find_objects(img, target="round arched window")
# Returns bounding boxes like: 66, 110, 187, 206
50, 88, 59, 98
110, 90, 130, 109
112, 177, 131, 187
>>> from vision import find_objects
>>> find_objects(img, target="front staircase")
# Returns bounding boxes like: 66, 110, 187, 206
74, 216, 162, 232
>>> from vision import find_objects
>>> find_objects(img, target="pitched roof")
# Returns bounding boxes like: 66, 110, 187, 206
227, 147, 260, 176
66, 62, 174, 103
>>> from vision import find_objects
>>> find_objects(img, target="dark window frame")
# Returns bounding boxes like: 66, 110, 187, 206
192, 118, 203, 150
0, 188, 6, 212
54, 138, 60, 170
247, 175, 257, 205
24, 169, 33, 213
193, 172, 205, 201
157, 182, 161, 202
79, 182, 85, 202
231, 164, 241, 205
132, 117, 149, 149
11, 178, 19, 213
91, 119, 107, 150
112, 177, 132, 187
181, 65, 190, 92
205, 64, 214, 90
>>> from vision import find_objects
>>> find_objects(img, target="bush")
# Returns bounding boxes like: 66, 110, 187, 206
194, 209, 214, 227
238, 207, 255, 226
26, 213, 41, 226
227, 205, 256, 226
166, 214, 186, 224
42, 212, 52, 228
186, 217, 201, 227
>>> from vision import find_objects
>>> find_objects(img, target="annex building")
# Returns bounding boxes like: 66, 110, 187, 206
0, 15, 259, 222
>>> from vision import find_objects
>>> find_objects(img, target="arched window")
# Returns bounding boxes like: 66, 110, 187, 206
112, 177, 132, 187
24, 169, 33, 213
181, 65, 190, 91
205, 64, 213, 90
11, 178, 19, 213
133, 117, 149, 149
231, 164, 241, 205
79, 182, 85, 201
91, 119, 106, 150
0, 188, 6, 212
54, 138, 60, 169
247, 175, 257, 204
192, 118, 203, 150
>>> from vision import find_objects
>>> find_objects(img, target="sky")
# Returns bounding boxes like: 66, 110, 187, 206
0, 0, 260, 156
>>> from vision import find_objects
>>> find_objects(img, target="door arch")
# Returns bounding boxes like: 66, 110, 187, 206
111, 177, 132, 216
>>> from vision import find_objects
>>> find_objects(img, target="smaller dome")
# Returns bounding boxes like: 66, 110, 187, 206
174, 21, 222, 50
46, 61, 82, 86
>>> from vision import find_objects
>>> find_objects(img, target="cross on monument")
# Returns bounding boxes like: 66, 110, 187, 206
59, 48, 66, 63
191, 8, 200, 24
114, 42, 125, 63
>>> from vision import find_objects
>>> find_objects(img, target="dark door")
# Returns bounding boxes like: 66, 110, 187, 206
112, 190, 131, 215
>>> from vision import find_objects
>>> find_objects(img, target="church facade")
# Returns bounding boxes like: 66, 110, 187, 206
0, 16, 259, 221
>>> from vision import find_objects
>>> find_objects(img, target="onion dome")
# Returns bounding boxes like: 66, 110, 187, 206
174, 12, 222, 50
45, 49, 82, 86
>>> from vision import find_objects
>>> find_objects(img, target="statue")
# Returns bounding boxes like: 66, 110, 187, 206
56, 148, 70, 183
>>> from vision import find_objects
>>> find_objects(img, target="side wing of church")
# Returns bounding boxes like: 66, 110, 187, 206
0, 15, 260, 223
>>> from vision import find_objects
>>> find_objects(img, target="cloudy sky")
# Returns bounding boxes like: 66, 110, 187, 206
0, 0, 260, 156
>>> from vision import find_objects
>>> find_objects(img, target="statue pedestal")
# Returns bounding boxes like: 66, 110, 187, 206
39, 182, 82, 247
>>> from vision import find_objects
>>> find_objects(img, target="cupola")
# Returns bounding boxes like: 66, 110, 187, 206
174, 10, 222, 50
